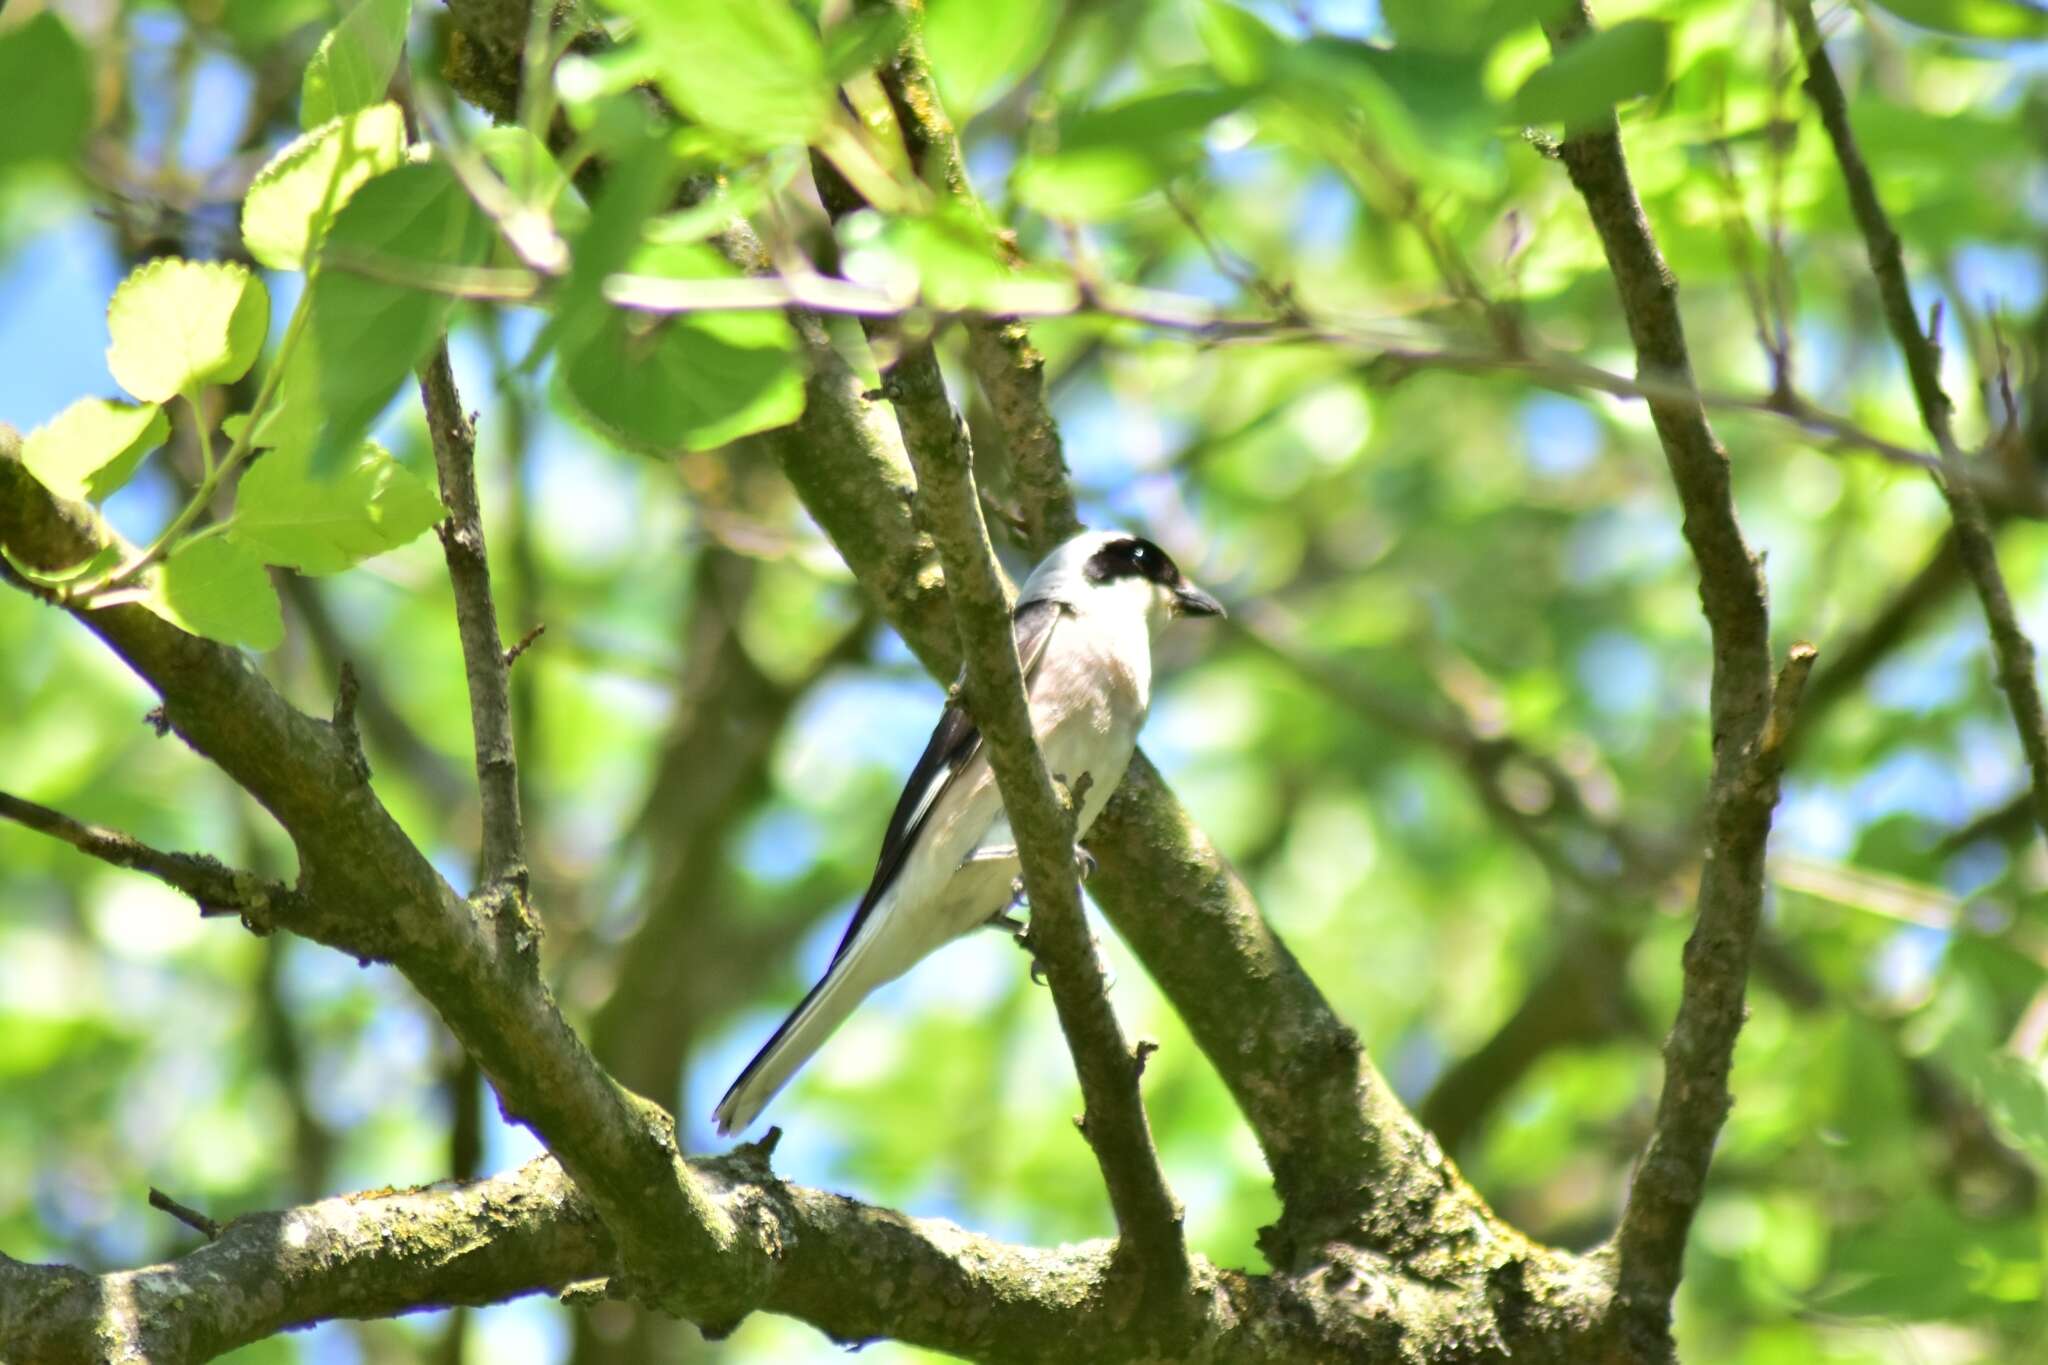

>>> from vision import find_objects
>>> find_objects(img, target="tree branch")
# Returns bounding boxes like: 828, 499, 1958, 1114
1418, 515, 1967, 1150
885, 341, 1192, 1304
419, 338, 529, 889
1786, 0, 2048, 848
1545, 3, 1799, 1356
0, 790, 301, 926
0, 1146, 1613, 1364
0, 446, 746, 1328
1, 1159, 607, 1363
866, 18, 1084, 555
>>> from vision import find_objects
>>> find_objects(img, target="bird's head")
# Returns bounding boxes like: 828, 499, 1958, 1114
1021, 529, 1225, 633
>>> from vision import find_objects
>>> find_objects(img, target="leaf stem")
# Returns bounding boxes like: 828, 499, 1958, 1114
188, 390, 218, 480
86, 287, 314, 598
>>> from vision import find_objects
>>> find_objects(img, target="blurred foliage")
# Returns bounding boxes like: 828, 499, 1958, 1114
2, 0, 2048, 1362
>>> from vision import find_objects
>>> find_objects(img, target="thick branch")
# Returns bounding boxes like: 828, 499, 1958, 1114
0, 1148, 1610, 1365
1787, 0, 2048, 847
885, 347, 1192, 1301
0, 790, 300, 925
0, 448, 744, 1327
0, 1159, 606, 1364
420, 339, 528, 887
756, 311, 956, 676
1545, 4, 1792, 1356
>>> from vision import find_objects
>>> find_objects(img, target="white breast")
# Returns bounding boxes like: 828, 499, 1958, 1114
1029, 604, 1151, 837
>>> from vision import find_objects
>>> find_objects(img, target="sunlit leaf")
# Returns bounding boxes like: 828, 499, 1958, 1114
145, 536, 284, 650
229, 441, 443, 573
606, 0, 831, 150
527, 126, 678, 365
258, 161, 494, 470
475, 126, 589, 234
21, 399, 169, 504
300, 0, 413, 128
1380, 0, 1571, 54
823, 7, 910, 83
558, 241, 804, 453
924, 0, 1060, 120
1198, 0, 1285, 83
105, 259, 270, 404
240, 102, 408, 270
1869, 0, 2048, 39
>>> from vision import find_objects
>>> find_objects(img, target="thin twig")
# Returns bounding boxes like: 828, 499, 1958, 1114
0, 790, 297, 927
418, 340, 528, 891
1544, 4, 1793, 1355
147, 1187, 222, 1240
886, 337, 1191, 1308
322, 244, 2048, 515
1787, 0, 2048, 849
503, 622, 546, 668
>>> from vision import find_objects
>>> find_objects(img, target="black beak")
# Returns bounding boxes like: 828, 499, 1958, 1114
1173, 584, 1226, 618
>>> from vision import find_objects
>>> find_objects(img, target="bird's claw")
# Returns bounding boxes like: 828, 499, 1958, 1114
1004, 923, 1052, 985
1075, 846, 1097, 882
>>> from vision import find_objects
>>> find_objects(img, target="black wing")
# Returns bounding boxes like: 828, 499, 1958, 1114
825, 598, 1065, 964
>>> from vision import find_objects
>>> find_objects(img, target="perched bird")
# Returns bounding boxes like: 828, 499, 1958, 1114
713, 530, 1225, 1135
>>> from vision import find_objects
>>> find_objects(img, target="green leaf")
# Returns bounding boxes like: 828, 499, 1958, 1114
300, 0, 413, 128
105, 259, 270, 404
258, 161, 494, 470
146, 537, 284, 651
1967, 1052, 2048, 1167
1869, 0, 2048, 39
560, 308, 807, 453
475, 125, 590, 237
553, 45, 666, 153
0, 12, 91, 169
221, 0, 332, 51
1198, 1, 1286, 84
1014, 87, 1248, 219
839, 207, 1074, 313
229, 441, 443, 574
240, 102, 407, 270
607, 0, 831, 150
557, 241, 804, 453
526, 127, 679, 367
924, 0, 1060, 120
1379, 0, 1571, 54
21, 398, 169, 504
823, 7, 910, 83
1513, 19, 1668, 128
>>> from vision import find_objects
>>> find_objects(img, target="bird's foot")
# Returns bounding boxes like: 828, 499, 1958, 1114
1004, 922, 1051, 985
963, 842, 1093, 884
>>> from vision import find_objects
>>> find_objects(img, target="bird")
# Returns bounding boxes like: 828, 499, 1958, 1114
713, 529, 1225, 1136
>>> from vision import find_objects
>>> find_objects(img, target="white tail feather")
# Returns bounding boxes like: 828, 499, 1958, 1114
713, 934, 881, 1136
